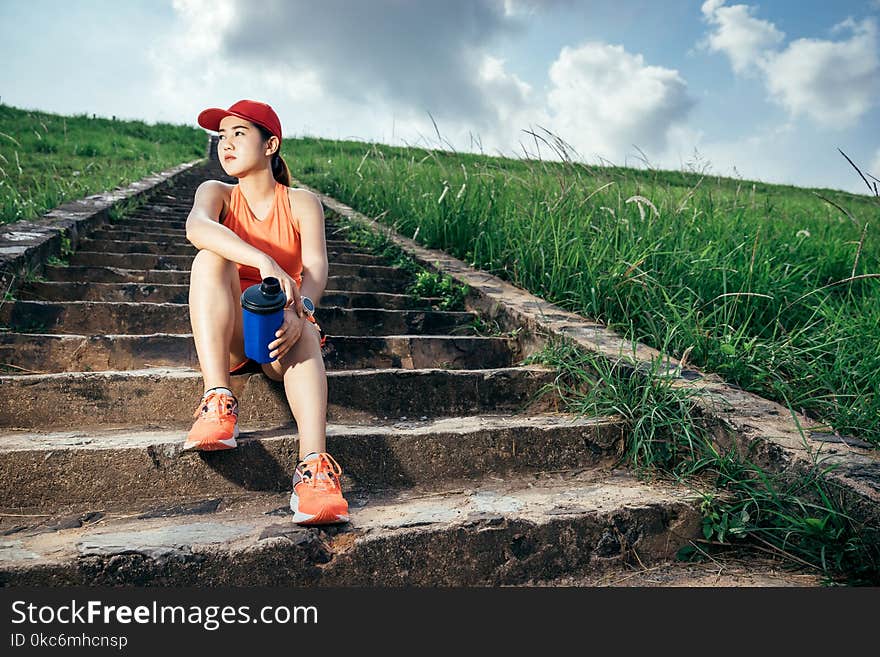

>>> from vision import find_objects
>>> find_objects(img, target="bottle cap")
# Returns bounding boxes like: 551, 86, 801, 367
241, 276, 287, 314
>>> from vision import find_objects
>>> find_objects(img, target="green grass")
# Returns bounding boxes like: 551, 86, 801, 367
330, 211, 470, 311
522, 334, 877, 585
287, 134, 880, 446
0, 103, 206, 225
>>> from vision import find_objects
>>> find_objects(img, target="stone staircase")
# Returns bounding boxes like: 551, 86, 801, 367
0, 158, 825, 586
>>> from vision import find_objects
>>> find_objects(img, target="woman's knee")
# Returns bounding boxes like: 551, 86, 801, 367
262, 327, 322, 379
191, 249, 235, 276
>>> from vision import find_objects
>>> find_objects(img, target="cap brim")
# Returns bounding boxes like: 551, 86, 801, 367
197, 107, 282, 144
197, 108, 247, 132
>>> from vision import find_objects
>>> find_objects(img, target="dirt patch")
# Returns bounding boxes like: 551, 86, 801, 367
519, 555, 830, 587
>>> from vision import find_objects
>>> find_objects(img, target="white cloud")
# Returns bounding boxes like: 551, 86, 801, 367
761, 18, 880, 128
150, 0, 551, 145
699, 2, 880, 128
699, 0, 784, 75
149, 0, 695, 168
478, 54, 534, 126
542, 42, 696, 164
217, 0, 522, 123
168, 0, 236, 55
680, 121, 797, 182
147, 0, 328, 126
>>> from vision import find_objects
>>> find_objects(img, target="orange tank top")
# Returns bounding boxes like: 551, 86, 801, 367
222, 181, 303, 291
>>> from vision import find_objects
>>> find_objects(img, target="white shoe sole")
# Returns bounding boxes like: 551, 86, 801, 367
289, 489, 349, 524
182, 424, 239, 451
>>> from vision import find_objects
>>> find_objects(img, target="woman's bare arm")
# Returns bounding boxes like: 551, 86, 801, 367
295, 189, 329, 307
185, 181, 270, 270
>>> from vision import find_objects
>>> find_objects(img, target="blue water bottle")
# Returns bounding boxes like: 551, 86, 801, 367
241, 277, 287, 363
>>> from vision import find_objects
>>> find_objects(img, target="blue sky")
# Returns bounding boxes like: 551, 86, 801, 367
2, 0, 878, 194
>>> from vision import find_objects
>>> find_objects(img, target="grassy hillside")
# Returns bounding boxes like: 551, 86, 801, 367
5, 101, 877, 446
4, 104, 877, 581
0, 103, 206, 225
286, 136, 880, 446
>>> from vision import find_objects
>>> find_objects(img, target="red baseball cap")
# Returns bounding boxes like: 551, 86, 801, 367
197, 99, 282, 147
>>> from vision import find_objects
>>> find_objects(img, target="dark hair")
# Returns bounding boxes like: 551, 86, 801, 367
253, 122, 291, 186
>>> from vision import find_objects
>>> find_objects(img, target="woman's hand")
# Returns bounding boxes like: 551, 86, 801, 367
267, 308, 308, 360
258, 256, 303, 316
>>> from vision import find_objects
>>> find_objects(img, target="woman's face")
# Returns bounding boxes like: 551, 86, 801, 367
217, 116, 277, 177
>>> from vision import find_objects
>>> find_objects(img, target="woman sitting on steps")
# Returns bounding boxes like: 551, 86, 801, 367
183, 99, 349, 526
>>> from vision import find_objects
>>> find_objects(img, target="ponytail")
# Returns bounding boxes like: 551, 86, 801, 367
272, 152, 291, 187
253, 122, 291, 186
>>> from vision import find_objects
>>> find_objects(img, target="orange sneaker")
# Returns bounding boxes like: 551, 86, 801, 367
182, 388, 239, 451
290, 452, 350, 525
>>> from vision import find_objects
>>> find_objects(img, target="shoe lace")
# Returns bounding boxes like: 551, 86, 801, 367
298, 452, 343, 492
193, 391, 237, 420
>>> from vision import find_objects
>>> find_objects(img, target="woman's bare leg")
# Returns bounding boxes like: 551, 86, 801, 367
188, 249, 246, 393
261, 322, 327, 460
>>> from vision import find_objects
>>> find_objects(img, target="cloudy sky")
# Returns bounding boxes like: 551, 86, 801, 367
3, 0, 879, 194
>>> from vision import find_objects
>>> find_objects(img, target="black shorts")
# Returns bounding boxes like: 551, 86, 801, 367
229, 357, 262, 375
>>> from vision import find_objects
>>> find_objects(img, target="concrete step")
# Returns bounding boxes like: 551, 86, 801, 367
0, 300, 479, 335
0, 413, 624, 508
0, 333, 518, 373
113, 216, 339, 231
56, 243, 386, 267
129, 204, 190, 211
68, 251, 191, 270
80, 239, 196, 255
92, 227, 186, 239
139, 202, 193, 212
112, 215, 349, 231
42, 266, 413, 293
88, 231, 363, 253
127, 206, 337, 221
126, 211, 188, 219
0, 467, 704, 586
0, 365, 559, 429
68, 252, 401, 277
15, 282, 438, 309
113, 218, 186, 231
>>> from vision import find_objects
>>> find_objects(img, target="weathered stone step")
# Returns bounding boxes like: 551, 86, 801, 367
0, 301, 478, 335
0, 414, 624, 508
126, 212, 188, 220
68, 251, 190, 270
126, 210, 189, 218
15, 282, 438, 309
128, 209, 189, 218
75, 240, 387, 265
125, 208, 346, 221
93, 226, 186, 239
148, 202, 191, 208
140, 202, 193, 211
109, 212, 344, 231
0, 333, 517, 373
113, 218, 186, 231
112, 215, 349, 231
41, 266, 413, 292
68, 252, 401, 277
79, 239, 196, 255
0, 365, 558, 429
0, 467, 703, 586
88, 231, 363, 253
